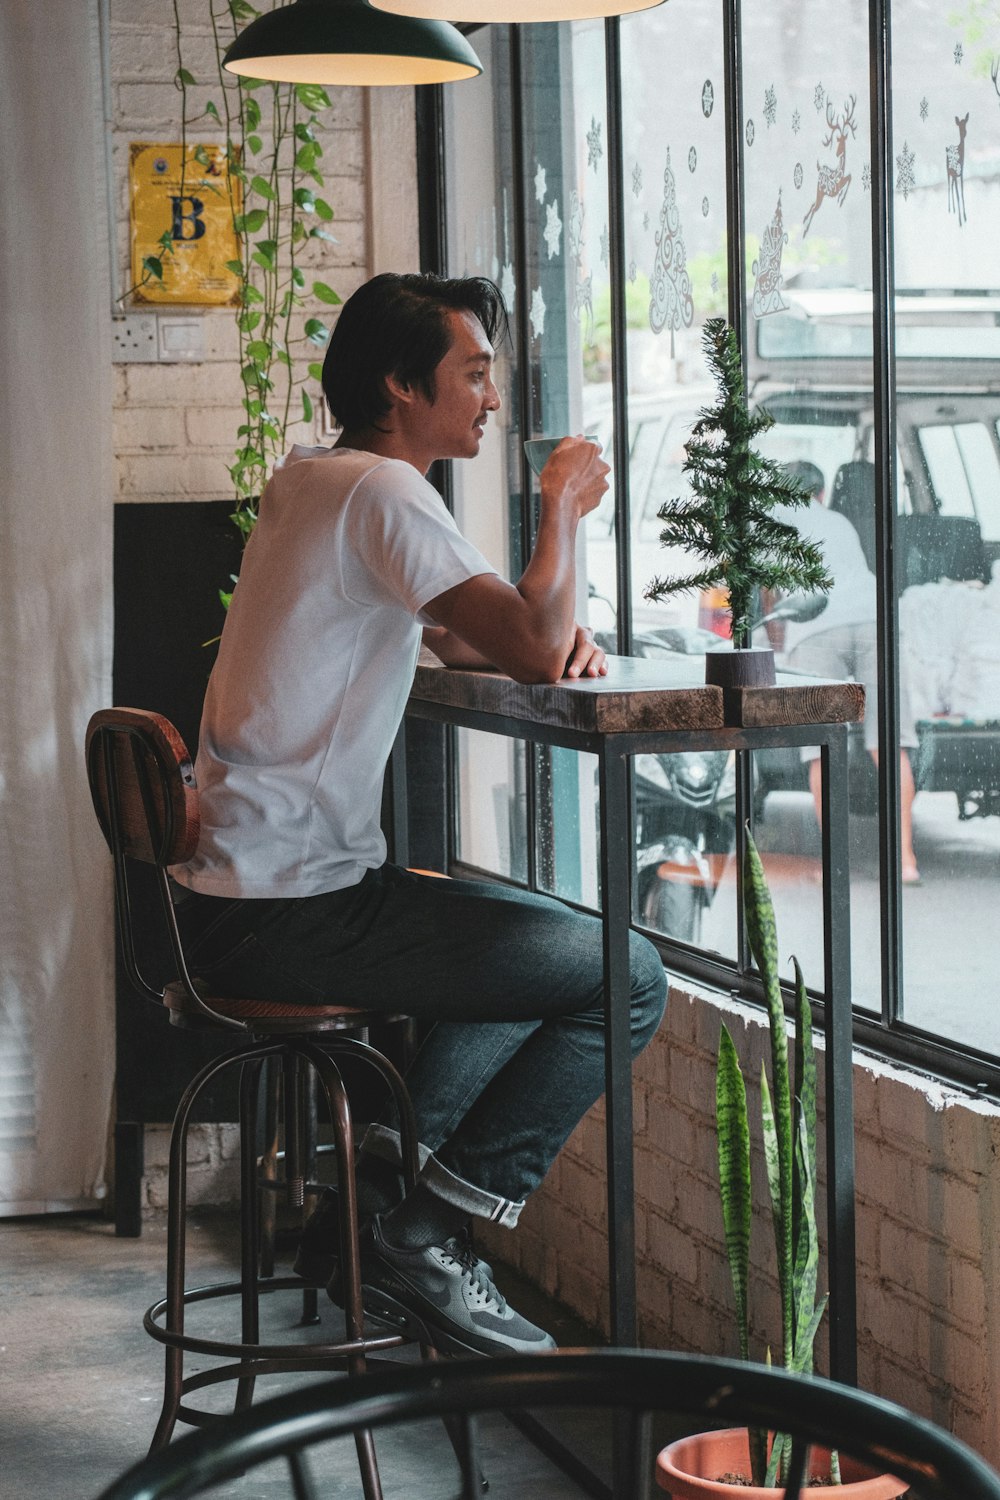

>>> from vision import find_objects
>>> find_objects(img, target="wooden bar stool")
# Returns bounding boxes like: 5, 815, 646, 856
85, 708, 425, 1500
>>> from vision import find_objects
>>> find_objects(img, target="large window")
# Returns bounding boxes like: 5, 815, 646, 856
432, 4, 1000, 1087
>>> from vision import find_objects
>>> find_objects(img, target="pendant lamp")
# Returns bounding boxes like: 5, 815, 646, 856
369, 0, 665, 19
223, 0, 482, 86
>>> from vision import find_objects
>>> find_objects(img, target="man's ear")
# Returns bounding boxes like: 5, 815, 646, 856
383, 370, 416, 408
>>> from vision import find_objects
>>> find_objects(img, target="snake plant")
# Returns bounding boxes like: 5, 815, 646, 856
716, 828, 833, 1486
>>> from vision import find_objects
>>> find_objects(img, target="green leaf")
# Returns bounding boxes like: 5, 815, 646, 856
218, 589, 233, 611
175, 67, 196, 88
291, 220, 308, 244
247, 134, 262, 154
295, 82, 332, 112
307, 361, 324, 382
308, 227, 339, 244
244, 96, 262, 131
293, 187, 317, 211
142, 255, 164, 281
242, 284, 264, 305
744, 828, 793, 1356
230, 0, 258, 20
225, 259, 244, 276
274, 349, 292, 368
295, 142, 320, 173
234, 207, 267, 234
313, 196, 334, 221
193, 144, 211, 167
237, 309, 262, 332
252, 241, 277, 271
294, 121, 317, 144
304, 318, 330, 346
302, 389, 313, 422
246, 339, 271, 362
716, 1026, 752, 1364
312, 280, 341, 306
250, 174, 276, 201
205, 100, 221, 123
291, 266, 305, 288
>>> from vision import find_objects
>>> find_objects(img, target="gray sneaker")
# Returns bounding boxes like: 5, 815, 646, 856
340, 1214, 556, 1359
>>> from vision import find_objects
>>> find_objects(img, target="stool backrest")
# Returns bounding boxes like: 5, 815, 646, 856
86, 708, 199, 866
85, 708, 242, 1028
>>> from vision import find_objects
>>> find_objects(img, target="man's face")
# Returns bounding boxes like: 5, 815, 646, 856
414, 308, 501, 461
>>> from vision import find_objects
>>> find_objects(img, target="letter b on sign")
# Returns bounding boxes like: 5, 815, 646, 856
171, 196, 206, 241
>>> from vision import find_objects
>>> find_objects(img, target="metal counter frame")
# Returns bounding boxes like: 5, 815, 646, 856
394, 660, 859, 1497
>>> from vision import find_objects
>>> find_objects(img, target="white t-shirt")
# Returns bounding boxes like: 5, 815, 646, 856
774, 499, 878, 655
172, 445, 497, 899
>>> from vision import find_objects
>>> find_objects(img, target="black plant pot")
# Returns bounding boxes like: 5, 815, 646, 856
704, 646, 776, 691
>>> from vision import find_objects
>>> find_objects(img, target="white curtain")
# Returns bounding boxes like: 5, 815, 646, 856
0, 1, 115, 1211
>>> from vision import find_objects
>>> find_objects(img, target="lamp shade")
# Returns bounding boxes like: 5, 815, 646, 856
223, 0, 482, 86
370, 0, 665, 19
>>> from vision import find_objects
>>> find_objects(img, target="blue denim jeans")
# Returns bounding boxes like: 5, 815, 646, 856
178, 865, 667, 1228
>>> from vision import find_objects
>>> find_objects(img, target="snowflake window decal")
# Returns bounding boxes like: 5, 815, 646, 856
500, 263, 516, 314
599, 224, 609, 268
794, 162, 803, 190
764, 85, 777, 128
688, 146, 697, 173
534, 163, 547, 205
862, 162, 871, 192
792, 109, 801, 136
643, 211, 650, 231
701, 196, 710, 217
702, 79, 714, 118
529, 285, 546, 340
746, 118, 755, 147
920, 97, 929, 122
954, 42, 963, 65
586, 117, 603, 171
628, 259, 637, 284
632, 161, 643, 198
896, 140, 916, 200
543, 199, 562, 259
814, 83, 825, 112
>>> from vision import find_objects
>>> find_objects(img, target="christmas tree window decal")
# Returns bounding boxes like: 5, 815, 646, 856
649, 146, 694, 355
752, 191, 789, 319
645, 319, 831, 686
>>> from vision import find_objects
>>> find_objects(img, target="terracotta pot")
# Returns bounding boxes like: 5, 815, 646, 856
656, 1427, 908, 1498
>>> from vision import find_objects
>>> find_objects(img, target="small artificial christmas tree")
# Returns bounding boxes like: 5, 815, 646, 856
645, 317, 832, 649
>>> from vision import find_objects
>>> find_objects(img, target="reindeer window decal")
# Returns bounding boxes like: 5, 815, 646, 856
946, 112, 969, 228
803, 93, 858, 236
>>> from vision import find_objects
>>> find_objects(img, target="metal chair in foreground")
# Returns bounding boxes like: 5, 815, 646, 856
93, 1349, 1000, 1500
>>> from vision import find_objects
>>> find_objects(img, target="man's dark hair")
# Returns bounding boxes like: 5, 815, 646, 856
783, 459, 825, 500
322, 273, 509, 433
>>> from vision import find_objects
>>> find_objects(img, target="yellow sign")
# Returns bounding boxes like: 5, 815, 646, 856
129, 142, 241, 306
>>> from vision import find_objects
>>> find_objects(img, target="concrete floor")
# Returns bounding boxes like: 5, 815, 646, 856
0, 1211, 608, 1500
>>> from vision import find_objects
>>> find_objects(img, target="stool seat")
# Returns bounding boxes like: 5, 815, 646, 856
163, 981, 407, 1032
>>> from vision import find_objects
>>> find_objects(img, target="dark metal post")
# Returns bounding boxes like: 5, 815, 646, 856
821, 726, 857, 1386
114, 1120, 144, 1237
597, 743, 637, 1348
603, 17, 633, 661
868, 0, 904, 1027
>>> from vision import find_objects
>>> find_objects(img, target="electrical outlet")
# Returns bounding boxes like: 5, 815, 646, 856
112, 314, 158, 363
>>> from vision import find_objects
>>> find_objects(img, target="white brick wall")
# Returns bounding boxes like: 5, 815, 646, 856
109, 14, 371, 505
477, 983, 1000, 1469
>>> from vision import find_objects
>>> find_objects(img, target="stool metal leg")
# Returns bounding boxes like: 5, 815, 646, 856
302, 1042, 384, 1500
236, 1058, 265, 1413
258, 1056, 280, 1279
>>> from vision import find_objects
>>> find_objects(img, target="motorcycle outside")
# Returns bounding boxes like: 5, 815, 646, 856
595, 618, 737, 946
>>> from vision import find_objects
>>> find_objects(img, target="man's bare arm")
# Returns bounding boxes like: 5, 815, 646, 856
423, 438, 610, 684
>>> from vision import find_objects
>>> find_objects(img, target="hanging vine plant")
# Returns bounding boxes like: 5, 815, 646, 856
141, 1, 342, 604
